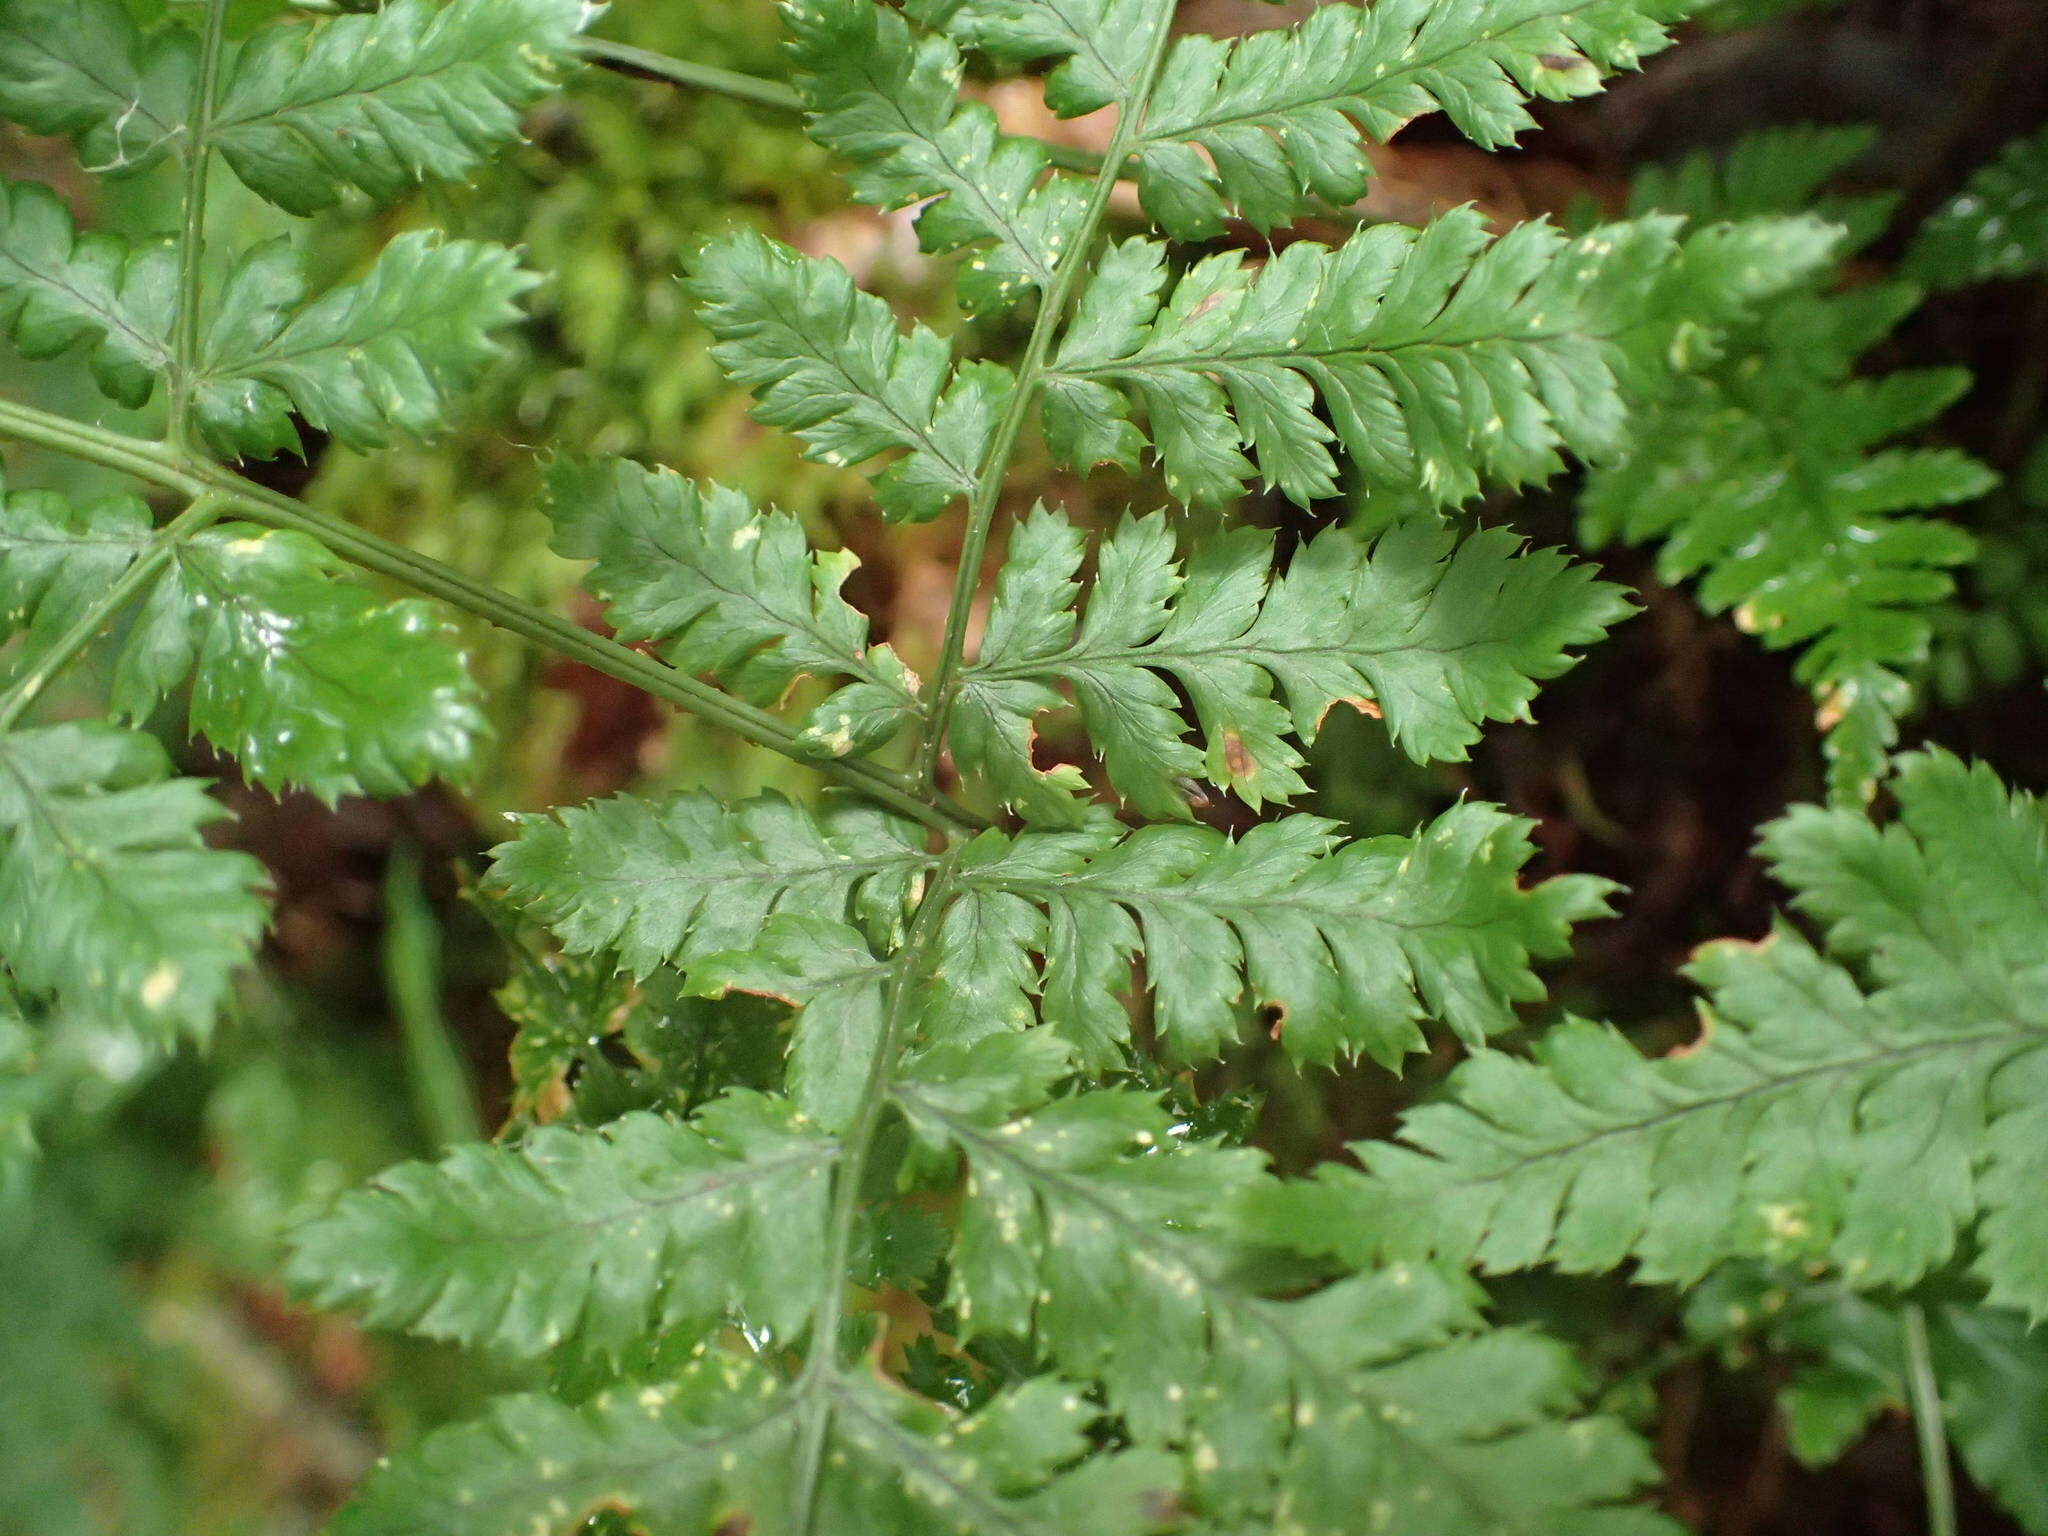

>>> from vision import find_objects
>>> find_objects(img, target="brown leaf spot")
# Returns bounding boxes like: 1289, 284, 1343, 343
1142, 1489, 1188, 1525
1537, 51, 1587, 70
1222, 729, 1254, 783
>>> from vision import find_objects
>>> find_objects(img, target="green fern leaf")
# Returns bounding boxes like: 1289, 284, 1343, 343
1044, 210, 1771, 508
1592, 132, 1997, 800
326, 1361, 799, 1536
1686, 1271, 2048, 1534
486, 790, 932, 978
0, 0, 191, 176
0, 474, 149, 666
952, 509, 1631, 822
1580, 282, 1991, 803
690, 230, 1013, 522
544, 457, 919, 759
211, 0, 590, 215
195, 232, 536, 458
911, 0, 1171, 116
0, 176, 174, 409
896, 1037, 1677, 1535
690, 915, 890, 1132
0, 721, 266, 1042
286, 1094, 837, 1360
786, 0, 1091, 316
0, 496, 487, 798
942, 800, 1615, 1066
329, 1354, 1175, 1536
1625, 122, 1893, 251
123, 524, 487, 799
1906, 124, 2048, 290
484, 914, 784, 1133
1285, 751, 2048, 1308
1132, 0, 1690, 239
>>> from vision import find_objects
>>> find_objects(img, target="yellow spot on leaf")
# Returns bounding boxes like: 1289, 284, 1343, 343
140, 964, 179, 1010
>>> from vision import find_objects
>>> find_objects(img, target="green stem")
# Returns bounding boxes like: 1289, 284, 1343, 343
0, 398, 977, 833
0, 397, 180, 477
912, 0, 1179, 793
0, 493, 226, 732
575, 34, 1101, 175
166, 0, 232, 453
382, 841, 484, 1149
1901, 1302, 1959, 1536
789, 851, 963, 1533
579, 36, 803, 112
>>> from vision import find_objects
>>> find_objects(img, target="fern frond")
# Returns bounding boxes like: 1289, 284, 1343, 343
1132, 0, 1691, 238
329, 1361, 800, 1536
0, 498, 487, 799
895, 1037, 1678, 1535
211, 0, 591, 214
0, 475, 149, 666
495, 812, 920, 1129
195, 232, 537, 459
0, 0, 191, 175
691, 915, 892, 1131
911, 0, 1172, 115
952, 509, 1632, 822
1625, 122, 1893, 250
0, 721, 266, 1041
1685, 1271, 2048, 1534
786, 0, 1091, 316
328, 1358, 1177, 1536
1285, 751, 2048, 1312
545, 457, 920, 760
1044, 208, 1826, 509
286, 1094, 837, 1360
486, 790, 932, 978
690, 230, 1014, 522
1582, 129, 2000, 800
938, 801, 1615, 1066
1580, 281, 1991, 802
1906, 124, 2048, 290
481, 905, 788, 1132
0, 177, 174, 409
128, 524, 487, 799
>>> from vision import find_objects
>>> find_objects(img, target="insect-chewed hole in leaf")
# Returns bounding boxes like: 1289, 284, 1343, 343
1259, 999, 1287, 1041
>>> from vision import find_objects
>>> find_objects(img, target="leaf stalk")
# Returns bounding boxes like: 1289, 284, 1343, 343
912, 0, 1179, 792
0, 397, 978, 832
0, 491, 227, 732
578, 35, 804, 113
789, 849, 963, 1531
1901, 1302, 1959, 1536
575, 34, 1101, 174
165, 0, 231, 452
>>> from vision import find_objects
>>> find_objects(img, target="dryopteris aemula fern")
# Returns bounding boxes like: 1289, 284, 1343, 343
1906, 123, 2048, 291
1271, 750, 2048, 1310
1577, 126, 1998, 804
0, 1, 2040, 1534
1684, 1268, 2048, 1531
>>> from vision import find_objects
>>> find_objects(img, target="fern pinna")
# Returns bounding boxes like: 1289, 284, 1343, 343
0, 1, 2041, 1534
